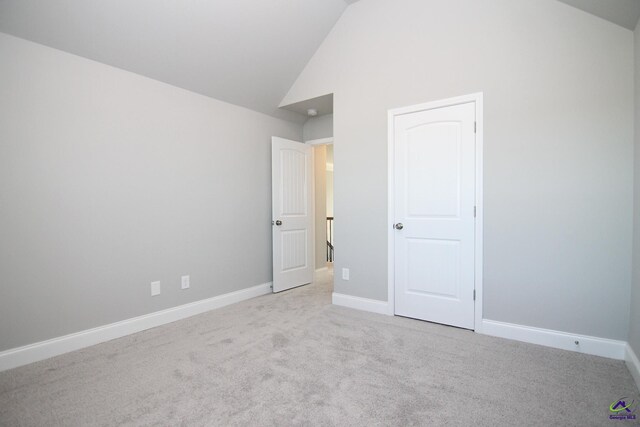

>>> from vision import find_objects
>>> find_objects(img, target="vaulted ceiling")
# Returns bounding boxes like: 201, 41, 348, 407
0, 0, 637, 123
0, 0, 355, 122
557, 0, 640, 30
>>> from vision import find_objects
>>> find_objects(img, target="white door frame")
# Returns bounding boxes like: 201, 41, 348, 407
306, 137, 334, 146
387, 93, 484, 332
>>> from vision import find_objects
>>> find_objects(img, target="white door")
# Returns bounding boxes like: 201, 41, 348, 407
272, 137, 314, 292
393, 102, 476, 329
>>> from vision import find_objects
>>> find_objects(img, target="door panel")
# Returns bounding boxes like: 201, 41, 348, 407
280, 149, 308, 216
281, 229, 308, 271
394, 102, 476, 329
406, 238, 460, 298
272, 137, 313, 292
406, 122, 461, 218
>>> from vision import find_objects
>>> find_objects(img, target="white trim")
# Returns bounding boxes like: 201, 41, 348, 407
387, 93, 484, 328
387, 102, 395, 316
0, 282, 272, 372
306, 137, 333, 146
625, 344, 640, 390
473, 95, 484, 332
311, 145, 317, 283
332, 292, 390, 316
481, 319, 626, 360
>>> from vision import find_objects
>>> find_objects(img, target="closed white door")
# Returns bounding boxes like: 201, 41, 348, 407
272, 137, 314, 292
393, 102, 476, 329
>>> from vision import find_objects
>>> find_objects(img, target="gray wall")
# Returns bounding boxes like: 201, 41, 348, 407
303, 114, 333, 141
630, 20, 640, 356
0, 33, 302, 351
282, 0, 634, 340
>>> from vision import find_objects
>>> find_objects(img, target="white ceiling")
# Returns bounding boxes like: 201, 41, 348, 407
281, 93, 333, 116
0, 0, 353, 123
557, 0, 640, 30
0, 0, 636, 124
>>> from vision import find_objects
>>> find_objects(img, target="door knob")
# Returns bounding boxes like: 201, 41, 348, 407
275, 220, 282, 226
394, 223, 404, 230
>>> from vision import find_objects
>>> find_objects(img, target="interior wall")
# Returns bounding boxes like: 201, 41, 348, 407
0, 32, 302, 351
630, 19, 640, 356
282, 0, 634, 340
303, 114, 333, 141
314, 145, 328, 269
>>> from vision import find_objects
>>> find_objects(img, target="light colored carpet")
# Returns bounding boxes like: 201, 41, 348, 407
1, 269, 638, 426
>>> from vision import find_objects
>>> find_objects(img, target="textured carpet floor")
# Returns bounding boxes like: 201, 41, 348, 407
1, 269, 638, 426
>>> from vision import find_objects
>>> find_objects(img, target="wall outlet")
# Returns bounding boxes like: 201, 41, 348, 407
181, 275, 190, 289
151, 281, 161, 296
342, 268, 350, 281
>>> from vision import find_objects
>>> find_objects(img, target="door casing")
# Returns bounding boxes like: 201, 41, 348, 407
387, 93, 484, 331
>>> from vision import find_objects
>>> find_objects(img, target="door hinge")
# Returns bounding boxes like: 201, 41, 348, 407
474, 122, 477, 133
473, 289, 476, 301
474, 206, 477, 218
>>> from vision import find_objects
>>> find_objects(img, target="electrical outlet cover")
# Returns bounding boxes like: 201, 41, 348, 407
151, 281, 161, 296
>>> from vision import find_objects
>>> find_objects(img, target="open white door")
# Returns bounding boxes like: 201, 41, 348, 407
272, 137, 314, 292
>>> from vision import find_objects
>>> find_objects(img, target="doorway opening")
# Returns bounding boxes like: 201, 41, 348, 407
278, 93, 335, 292
312, 143, 334, 274
326, 144, 334, 265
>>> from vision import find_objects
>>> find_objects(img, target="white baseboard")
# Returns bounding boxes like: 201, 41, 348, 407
625, 344, 640, 391
332, 292, 390, 315
481, 319, 626, 360
0, 282, 272, 372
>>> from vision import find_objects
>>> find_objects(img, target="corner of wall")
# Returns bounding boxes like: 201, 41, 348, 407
629, 18, 640, 361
